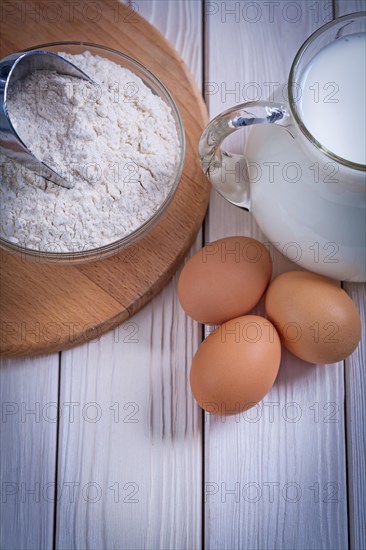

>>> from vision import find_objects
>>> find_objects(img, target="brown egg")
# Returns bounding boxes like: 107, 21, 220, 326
178, 237, 272, 324
190, 315, 281, 415
265, 271, 361, 364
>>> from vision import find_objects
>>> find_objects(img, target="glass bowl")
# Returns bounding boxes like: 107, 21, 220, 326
0, 42, 185, 264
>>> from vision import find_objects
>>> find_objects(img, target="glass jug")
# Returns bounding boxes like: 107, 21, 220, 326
199, 13, 366, 282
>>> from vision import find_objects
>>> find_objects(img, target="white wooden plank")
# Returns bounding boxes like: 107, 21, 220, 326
0, 356, 59, 550
55, 309, 202, 550
55, 2, 204, 549
335, 0, 366, 16
135, 0, 202, 87
204, 2, 348, 548
335, 3, 366, 548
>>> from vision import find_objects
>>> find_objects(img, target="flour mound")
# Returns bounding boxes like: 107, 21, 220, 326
1, 51, 181, 252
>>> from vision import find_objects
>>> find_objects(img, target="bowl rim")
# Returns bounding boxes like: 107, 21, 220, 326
0, 41, 186, 263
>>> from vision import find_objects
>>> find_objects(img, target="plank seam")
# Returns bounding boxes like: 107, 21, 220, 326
342, 279, 351, 550
52, 352, 62, 550
344, 357, 351, 550
201, 1, 207, 548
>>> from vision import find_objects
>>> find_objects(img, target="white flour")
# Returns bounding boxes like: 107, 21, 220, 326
0, 51, 181, 252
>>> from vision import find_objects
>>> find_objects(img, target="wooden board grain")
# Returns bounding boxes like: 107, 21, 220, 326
204, 2, 349, 548
0, 0, 210, 358
55, 2, 204, 549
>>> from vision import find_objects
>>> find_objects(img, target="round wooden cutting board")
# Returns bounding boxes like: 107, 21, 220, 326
0, 1, 210, 358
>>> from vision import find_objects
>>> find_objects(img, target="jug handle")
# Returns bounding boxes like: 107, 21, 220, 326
198, 101, 291, 210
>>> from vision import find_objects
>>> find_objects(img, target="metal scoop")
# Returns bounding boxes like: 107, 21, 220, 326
0, 50, 94, 189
